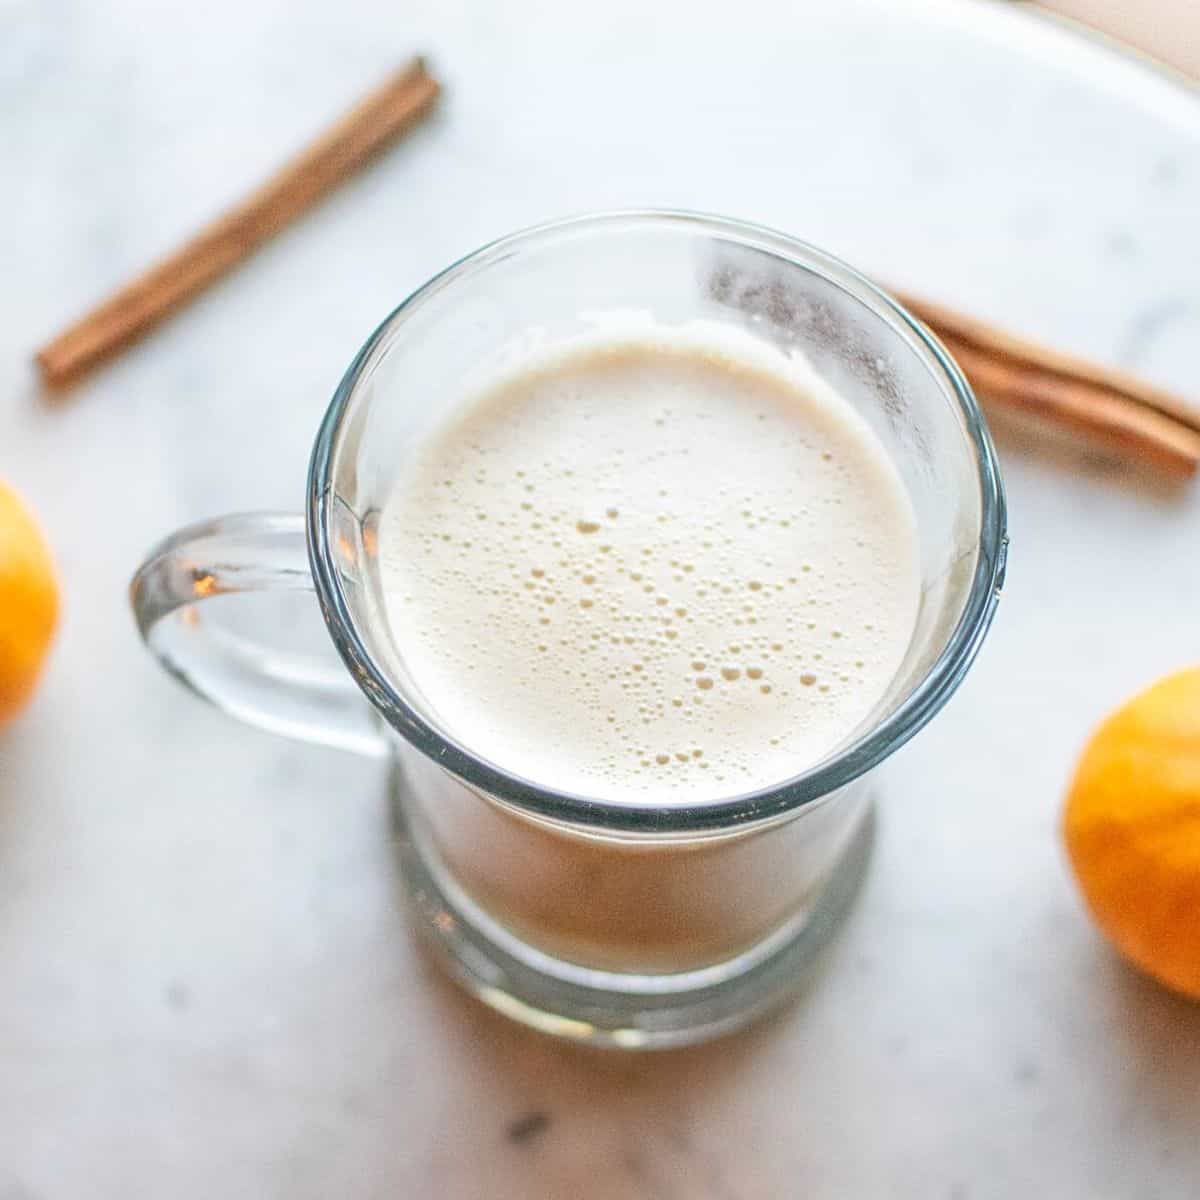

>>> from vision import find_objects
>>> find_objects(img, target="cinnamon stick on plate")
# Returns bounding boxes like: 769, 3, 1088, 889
896, 290, 1200, 480
35, 57, 439, 388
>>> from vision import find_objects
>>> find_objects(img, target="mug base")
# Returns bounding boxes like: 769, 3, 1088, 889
390, 780, 875, 1049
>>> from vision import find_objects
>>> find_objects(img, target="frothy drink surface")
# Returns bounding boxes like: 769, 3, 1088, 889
380, 328, 919, 803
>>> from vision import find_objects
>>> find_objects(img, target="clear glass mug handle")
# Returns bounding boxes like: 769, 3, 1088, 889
129, 512, 387, 759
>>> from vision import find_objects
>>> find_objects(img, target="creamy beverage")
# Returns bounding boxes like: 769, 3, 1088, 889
380, 327, 919, 800
377, 325, 920, 971
126, 208, 1000, 1035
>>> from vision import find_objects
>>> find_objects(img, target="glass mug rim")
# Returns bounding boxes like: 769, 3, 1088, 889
307, 209, 1007, 834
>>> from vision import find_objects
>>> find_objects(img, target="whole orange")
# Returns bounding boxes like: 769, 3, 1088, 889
1063, 667, 1200, 999
0, 481, 59, 723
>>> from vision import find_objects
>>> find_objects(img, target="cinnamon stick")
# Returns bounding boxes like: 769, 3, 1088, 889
35, 58, 439, 387
939, 333, 1200, 479
896, 290, 1200, 435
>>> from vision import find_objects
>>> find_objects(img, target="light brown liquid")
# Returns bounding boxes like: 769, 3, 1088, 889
381, 327, 918, 971
404, 746, 872, 972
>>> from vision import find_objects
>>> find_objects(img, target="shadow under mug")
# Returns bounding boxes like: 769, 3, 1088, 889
131, 211, 1007, 1048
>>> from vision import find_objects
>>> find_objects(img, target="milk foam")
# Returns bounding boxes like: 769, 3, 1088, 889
379, 326, 920, 803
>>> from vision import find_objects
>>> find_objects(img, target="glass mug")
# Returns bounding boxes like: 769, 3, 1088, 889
131, 212, 1007, 1048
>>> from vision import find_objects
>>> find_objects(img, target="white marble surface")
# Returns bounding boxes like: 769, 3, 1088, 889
3, 1, 1200, 1196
